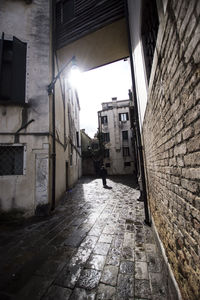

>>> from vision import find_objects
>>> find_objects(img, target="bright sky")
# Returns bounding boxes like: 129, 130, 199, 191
75, 59, 132, 138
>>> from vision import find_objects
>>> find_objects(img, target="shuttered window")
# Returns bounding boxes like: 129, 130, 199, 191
0, 34, 27, 104
141, 0, 159, 82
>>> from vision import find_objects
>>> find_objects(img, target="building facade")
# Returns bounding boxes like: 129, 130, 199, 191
98, 97, 136, 175
128, 0, 200, 299
0, 0, 81, 217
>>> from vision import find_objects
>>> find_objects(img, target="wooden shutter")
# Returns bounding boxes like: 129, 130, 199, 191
11, 37, 27, 104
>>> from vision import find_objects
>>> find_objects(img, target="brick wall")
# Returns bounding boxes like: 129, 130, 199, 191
142, 1, 200, 299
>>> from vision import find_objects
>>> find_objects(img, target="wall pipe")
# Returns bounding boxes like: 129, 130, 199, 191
51, 0, 56, 211
125, 0, 151, 226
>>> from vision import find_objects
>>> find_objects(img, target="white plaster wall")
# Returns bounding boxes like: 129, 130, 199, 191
0, 0, 51, 215
127, 0, 148, 127
0, 136, 49, 215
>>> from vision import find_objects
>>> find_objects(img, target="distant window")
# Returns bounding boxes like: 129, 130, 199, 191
124, 162, 131, 167
104, 149, 110, 158
122, 130, 128, 140
0, 146, 24, 175
0, 34, 27, 104
101, 115, 108, 125
105, 163, 110, 167
102, 132, 110, 143
123, 147, 130, 157
119, 112, 129, 122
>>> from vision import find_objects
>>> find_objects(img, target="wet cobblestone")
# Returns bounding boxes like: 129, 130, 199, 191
0, 176, 167, 299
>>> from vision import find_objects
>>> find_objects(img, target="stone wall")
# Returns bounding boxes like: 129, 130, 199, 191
143, 1, 200, 299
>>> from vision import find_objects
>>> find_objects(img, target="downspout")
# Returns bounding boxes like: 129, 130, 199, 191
51, 0, 56, 211
125, 0, 151, 226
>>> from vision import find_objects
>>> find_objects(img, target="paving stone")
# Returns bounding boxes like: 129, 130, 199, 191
123, 232, 135, 248
122, 246, 134, 261
77, 269, 101, 290
119, 261, 134, 274
99, 234, 113, 243
97, 283, 116, 300
70, 287, 96, 300
135, 251, 146, 262
0, 176, 167, 300
117, 274, 134, 299
80, 236, 98, 250
93, 243, 110, 256
15, 276, 53, 300
63, 232, 86, 247
145, 244, 157, 253
149, 272, 167, 299
70, 247, 92, 266
147, 253, 162, 273
42, 285, 72, 300
100, 265, 118, 286
35, 260, 65, 278
86, 254, 106, 270
55, 263, 82, 288
135, 262, 149, 280
135, 279, 151, 299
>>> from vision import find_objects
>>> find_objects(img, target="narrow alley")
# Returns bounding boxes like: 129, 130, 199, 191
0, 176, 168, 300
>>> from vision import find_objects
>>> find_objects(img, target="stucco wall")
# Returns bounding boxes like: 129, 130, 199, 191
141, 1, 200, 299
0, 0, 51, 215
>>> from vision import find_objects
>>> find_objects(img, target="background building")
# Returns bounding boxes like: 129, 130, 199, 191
98, 97, 136, 175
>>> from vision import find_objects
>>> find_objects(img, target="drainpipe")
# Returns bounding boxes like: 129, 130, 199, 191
51, 0, 56, 211
125, 0, 151, 226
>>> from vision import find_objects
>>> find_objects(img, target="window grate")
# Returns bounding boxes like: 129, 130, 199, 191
0, 146, 24, 175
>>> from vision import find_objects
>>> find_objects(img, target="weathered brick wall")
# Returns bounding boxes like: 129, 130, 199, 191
143, 1, 200, 299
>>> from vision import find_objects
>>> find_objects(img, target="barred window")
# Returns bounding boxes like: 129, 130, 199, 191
0, 146, 24, 175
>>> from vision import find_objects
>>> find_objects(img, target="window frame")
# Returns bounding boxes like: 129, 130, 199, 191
102, 132, 110, 143
0, 144, 26, 176
119, 112, 129, 122
101, 115, 108, 125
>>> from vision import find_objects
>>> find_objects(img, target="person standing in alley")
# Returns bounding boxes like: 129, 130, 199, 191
100, 164, 107, 187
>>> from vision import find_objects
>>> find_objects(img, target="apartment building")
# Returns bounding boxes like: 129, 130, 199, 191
0, 0, 81, 216
98, 97, 136, 175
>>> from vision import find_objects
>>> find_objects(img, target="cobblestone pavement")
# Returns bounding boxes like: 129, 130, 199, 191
0, 176, 167, 300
